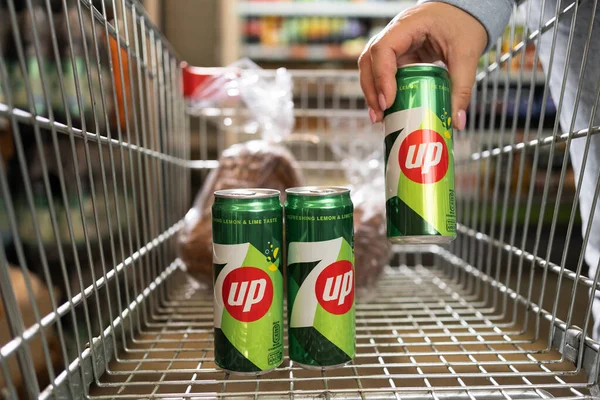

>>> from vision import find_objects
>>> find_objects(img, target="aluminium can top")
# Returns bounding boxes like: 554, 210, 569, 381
285, 186, 350, 197
214, 188, 280, 199
398, 62, 448, 71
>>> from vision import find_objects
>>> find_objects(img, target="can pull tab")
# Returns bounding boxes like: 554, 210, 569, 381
229, 190, 257, 197
309, 189, 335, 194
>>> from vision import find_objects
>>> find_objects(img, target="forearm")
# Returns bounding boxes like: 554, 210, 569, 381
418, 0, 514, 51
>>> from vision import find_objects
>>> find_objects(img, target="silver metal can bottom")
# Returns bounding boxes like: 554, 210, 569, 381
293, 360, 352, 371
388, 235, 456, 245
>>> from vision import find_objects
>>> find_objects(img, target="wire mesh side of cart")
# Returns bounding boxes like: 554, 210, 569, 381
0, 0, 188, 398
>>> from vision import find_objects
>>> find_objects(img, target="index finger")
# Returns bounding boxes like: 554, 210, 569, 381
369, 22, 417, 112
358, 37, 383, 118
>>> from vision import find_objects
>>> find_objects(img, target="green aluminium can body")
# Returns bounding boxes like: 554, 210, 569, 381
285, 186, 355, 369
383, 63, 457, 244
212, 189, 284, 374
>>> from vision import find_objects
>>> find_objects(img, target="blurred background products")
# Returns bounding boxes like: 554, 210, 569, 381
241, 16, 385, 60
234, 0, 401, 62
0, 0, 130, 251
243, 16, 369, 49
2, 0, 119, 129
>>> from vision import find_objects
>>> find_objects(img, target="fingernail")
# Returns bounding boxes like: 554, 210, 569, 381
457, 110, 466, 131
378, 93, 387, 112
368, 108, 377, 124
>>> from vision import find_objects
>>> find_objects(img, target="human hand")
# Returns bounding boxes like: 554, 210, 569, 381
358, 2, 487, 130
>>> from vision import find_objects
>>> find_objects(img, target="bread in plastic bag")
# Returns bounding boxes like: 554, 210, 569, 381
0, 267, 61, 395
178, 140, 304, 283
329, 122, 392, 298
351, 177, 392, 300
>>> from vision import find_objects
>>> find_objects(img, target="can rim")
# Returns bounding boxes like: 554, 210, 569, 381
285, 186, 350, 196
398, 62, 448, 71
214, 188, 280, 199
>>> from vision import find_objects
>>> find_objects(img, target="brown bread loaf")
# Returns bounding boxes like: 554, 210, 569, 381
353, 201, 392, 299
179, 140, 303, 283
0, 267, 61, 395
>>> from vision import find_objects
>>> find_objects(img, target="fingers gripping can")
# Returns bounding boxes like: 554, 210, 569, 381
383, 63, 457, 244
285, 187, 355, 369
212, 189, 284, 374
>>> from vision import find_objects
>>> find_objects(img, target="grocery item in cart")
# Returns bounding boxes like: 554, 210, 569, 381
352, 188, 392, 300
285, 186, 355, 369
212, 189, 284, 374
383, 63, 456, 244
186, 59, 294, 142
0, 266, 61, 396
328, 123, 392, 299
179, 140, 304, 283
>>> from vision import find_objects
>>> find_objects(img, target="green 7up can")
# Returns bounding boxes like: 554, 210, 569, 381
384, 63, 457, 244
212, 189, 284, 374
285, 187, 355, 369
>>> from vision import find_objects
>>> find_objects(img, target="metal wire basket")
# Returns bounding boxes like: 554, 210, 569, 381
1, 0, 600, 399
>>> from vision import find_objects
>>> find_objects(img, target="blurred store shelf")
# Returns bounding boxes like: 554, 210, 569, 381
238, 1, 413, 17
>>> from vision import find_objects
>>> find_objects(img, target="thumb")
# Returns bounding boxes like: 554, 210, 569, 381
447, 53, 478, 130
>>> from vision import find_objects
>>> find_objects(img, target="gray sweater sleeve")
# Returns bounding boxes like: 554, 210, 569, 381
418, 0, 515, 51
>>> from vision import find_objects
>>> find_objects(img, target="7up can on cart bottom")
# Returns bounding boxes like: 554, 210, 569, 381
384, 63, 457, 244
212, 189, 284, 374
285, 187, 355, 369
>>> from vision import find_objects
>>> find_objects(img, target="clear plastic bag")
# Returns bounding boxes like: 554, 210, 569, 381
352, 175, 392, 300
189, 58, 294, 141
178, 140, 304, 283
329, 121, 392, 299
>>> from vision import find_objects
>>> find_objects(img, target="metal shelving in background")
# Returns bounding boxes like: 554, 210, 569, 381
238, 1, 413, 18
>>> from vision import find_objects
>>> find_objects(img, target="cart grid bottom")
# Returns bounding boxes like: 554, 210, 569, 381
86, 255, 594, 399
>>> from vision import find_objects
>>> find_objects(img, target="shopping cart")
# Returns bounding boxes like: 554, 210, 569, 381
1, 0, 600, 399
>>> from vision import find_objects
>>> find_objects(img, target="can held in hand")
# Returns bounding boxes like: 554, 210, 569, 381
384, 63, 457, 244
212, 189, 284, 374
285, 186, 355, 369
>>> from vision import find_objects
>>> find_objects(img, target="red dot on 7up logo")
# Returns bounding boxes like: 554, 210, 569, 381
223, 267, 273, 322
315, 260, 354, 315
288, 237, 355, 328
399, 129, 449, 184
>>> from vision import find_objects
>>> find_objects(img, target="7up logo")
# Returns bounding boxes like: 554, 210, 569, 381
223, 267, 273, 322
399, 129, 449, 184
315, 260, 354, 315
